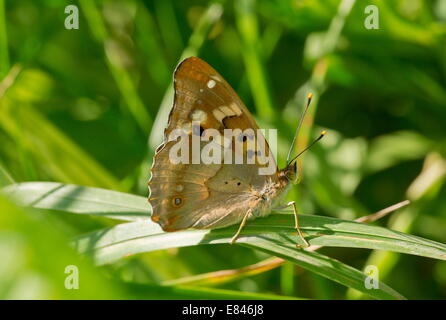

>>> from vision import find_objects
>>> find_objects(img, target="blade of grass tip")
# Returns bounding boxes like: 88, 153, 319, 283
0, 63, 20, 100
235, 0, 275, 120
0, 162, 15, 187
0, 0, 9, 79
2, 182, 149, 221
79, 0, 152, 133
262, 24, 283, 58
243, 240, 406, 300
161, 200, 411, 287
148, 2, 223, 150
355, 200, 411, 223
162, 257, 283, 286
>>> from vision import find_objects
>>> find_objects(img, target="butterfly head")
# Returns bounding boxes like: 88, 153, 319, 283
282, 160, 298, 184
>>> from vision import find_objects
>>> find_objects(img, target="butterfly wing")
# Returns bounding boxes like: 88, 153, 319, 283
149, 57, 277, 231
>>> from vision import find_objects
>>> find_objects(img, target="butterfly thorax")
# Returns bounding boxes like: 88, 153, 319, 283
250, 169, 292, 218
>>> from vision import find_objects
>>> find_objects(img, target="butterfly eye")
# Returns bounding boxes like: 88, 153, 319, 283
285, 162, 298, 182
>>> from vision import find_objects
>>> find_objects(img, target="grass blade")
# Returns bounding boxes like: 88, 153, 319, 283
6, 182, 444, 262
70, 214, 446, 266
244, 240, 405, 300
2, 182, 148, 221
0, 162, 14, 187
72, 219, 410, 299
235, 0, 275, 119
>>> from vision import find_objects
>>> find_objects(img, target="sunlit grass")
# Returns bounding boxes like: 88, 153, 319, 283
0, 0, 446, 299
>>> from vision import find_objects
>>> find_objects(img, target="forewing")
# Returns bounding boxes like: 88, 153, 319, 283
149, 57, 276, 231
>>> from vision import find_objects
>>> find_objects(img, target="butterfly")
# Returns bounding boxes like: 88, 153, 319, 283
148, 56, 325, 246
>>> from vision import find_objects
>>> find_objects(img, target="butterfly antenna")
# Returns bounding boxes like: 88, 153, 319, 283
286, 93, 313, 163
287, 130, 326, 165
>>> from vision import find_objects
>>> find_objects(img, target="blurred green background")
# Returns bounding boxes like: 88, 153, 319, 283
0, 0, 446, 299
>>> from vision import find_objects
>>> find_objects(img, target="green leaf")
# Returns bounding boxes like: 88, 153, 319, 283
2, 182, 148, 221
6, 182, 445, 262
0, 162, 14, 187
244, 240, 405, 300
6, 182, 446, 299
72, 219, 411, 299
235, 0, 275, 119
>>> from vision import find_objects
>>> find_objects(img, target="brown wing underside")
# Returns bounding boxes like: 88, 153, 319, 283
149, 57, 277, 231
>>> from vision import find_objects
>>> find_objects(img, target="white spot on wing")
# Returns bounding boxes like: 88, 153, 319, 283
229, 103, 242, 116
191, 109, 207, 122
212, 109, 226, 123
219, 105, 235, 116
207, 80, 216, 89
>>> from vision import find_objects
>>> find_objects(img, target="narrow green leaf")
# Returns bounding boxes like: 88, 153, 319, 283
235, 0, 275, 119
72, 219, 410, 299
6, 182, 445, 262
244, 240, 406, 300
2, 182, 148, 221
0, 162, 14, 187
71, 214, 446, 266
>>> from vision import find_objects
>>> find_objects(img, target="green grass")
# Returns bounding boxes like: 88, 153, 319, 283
1, 0, 446, 299
5, 181, 446, 299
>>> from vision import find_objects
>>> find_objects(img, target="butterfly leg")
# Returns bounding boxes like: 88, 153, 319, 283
230, 210, 251, 244
287, 201, 309, 248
